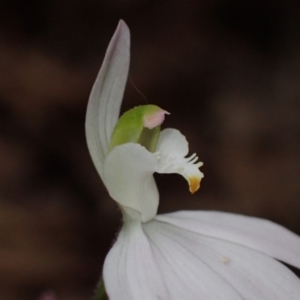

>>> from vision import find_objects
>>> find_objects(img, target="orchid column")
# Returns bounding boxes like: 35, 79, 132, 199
86, 20, 300, 300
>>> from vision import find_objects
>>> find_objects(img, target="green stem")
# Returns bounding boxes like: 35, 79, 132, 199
93, 278, 108, 300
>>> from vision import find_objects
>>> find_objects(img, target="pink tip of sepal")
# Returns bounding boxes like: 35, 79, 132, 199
143, 110, 170, 129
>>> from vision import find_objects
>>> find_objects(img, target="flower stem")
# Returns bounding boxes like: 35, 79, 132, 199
93, 278, 108, 300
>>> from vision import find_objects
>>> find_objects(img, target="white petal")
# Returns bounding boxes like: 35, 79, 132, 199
103, 220, 170, 300
85, 20, 130, 180
155, 129, 203, 193
144, 219, 300, 300
143, 223, 242, 300
156, 128, 189, 157
156, 211, 300, 270
103, 143, 158, 222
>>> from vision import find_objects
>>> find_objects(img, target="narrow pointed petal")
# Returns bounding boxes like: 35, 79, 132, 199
155, 129, 203, 193
156, 211, 300, 269
86, 20, 130, 179
103, 220, 170, 300
103, 143, 158, 222
144, 220, 300, 300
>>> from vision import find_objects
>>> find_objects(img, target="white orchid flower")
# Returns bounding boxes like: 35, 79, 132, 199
86, 20, 300, 300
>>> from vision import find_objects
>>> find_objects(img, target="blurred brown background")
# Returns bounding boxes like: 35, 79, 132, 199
0, 0, 300, 299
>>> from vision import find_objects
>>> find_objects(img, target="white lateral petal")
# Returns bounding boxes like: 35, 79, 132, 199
156, 211, 300, 269
103, 220, 170, 300
156, 128, 189, 157
155, 129, 204, 193
103, 143, 158, 222
85, 20, 130, 180
144, 220, 300, 300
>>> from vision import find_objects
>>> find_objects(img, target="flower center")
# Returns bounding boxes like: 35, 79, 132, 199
138, 126, 161, 152
109, 105, 169, 153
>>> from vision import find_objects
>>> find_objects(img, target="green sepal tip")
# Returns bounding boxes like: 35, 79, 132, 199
109, 104, 167, 153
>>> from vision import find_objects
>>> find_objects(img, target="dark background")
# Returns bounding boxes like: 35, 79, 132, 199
0, 0, 300, 299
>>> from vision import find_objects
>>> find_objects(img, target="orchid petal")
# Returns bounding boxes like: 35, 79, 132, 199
155, 129, 203, 193
103, 143, 158, 222
144, 220, 300, 300
103, 220, 170, 300
156, 211, 300, 269
86, 20, 130, 179
143, 225, 242, 299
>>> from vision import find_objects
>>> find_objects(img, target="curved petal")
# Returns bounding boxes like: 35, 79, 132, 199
103, 143, 158, 222
143, 224, 243, 300
103, 220, 170, 300
156, 128, 189, 157
156, 211, 300, 270
155, 129, 203, 193
85, 20, 130, 180
144, 219, 300, 300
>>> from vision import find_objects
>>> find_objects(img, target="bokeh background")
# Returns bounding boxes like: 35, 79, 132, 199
0, 0, 300, 299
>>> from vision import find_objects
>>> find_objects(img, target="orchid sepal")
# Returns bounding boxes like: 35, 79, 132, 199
85, 20, 130, 181
109, 104, 169, 153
